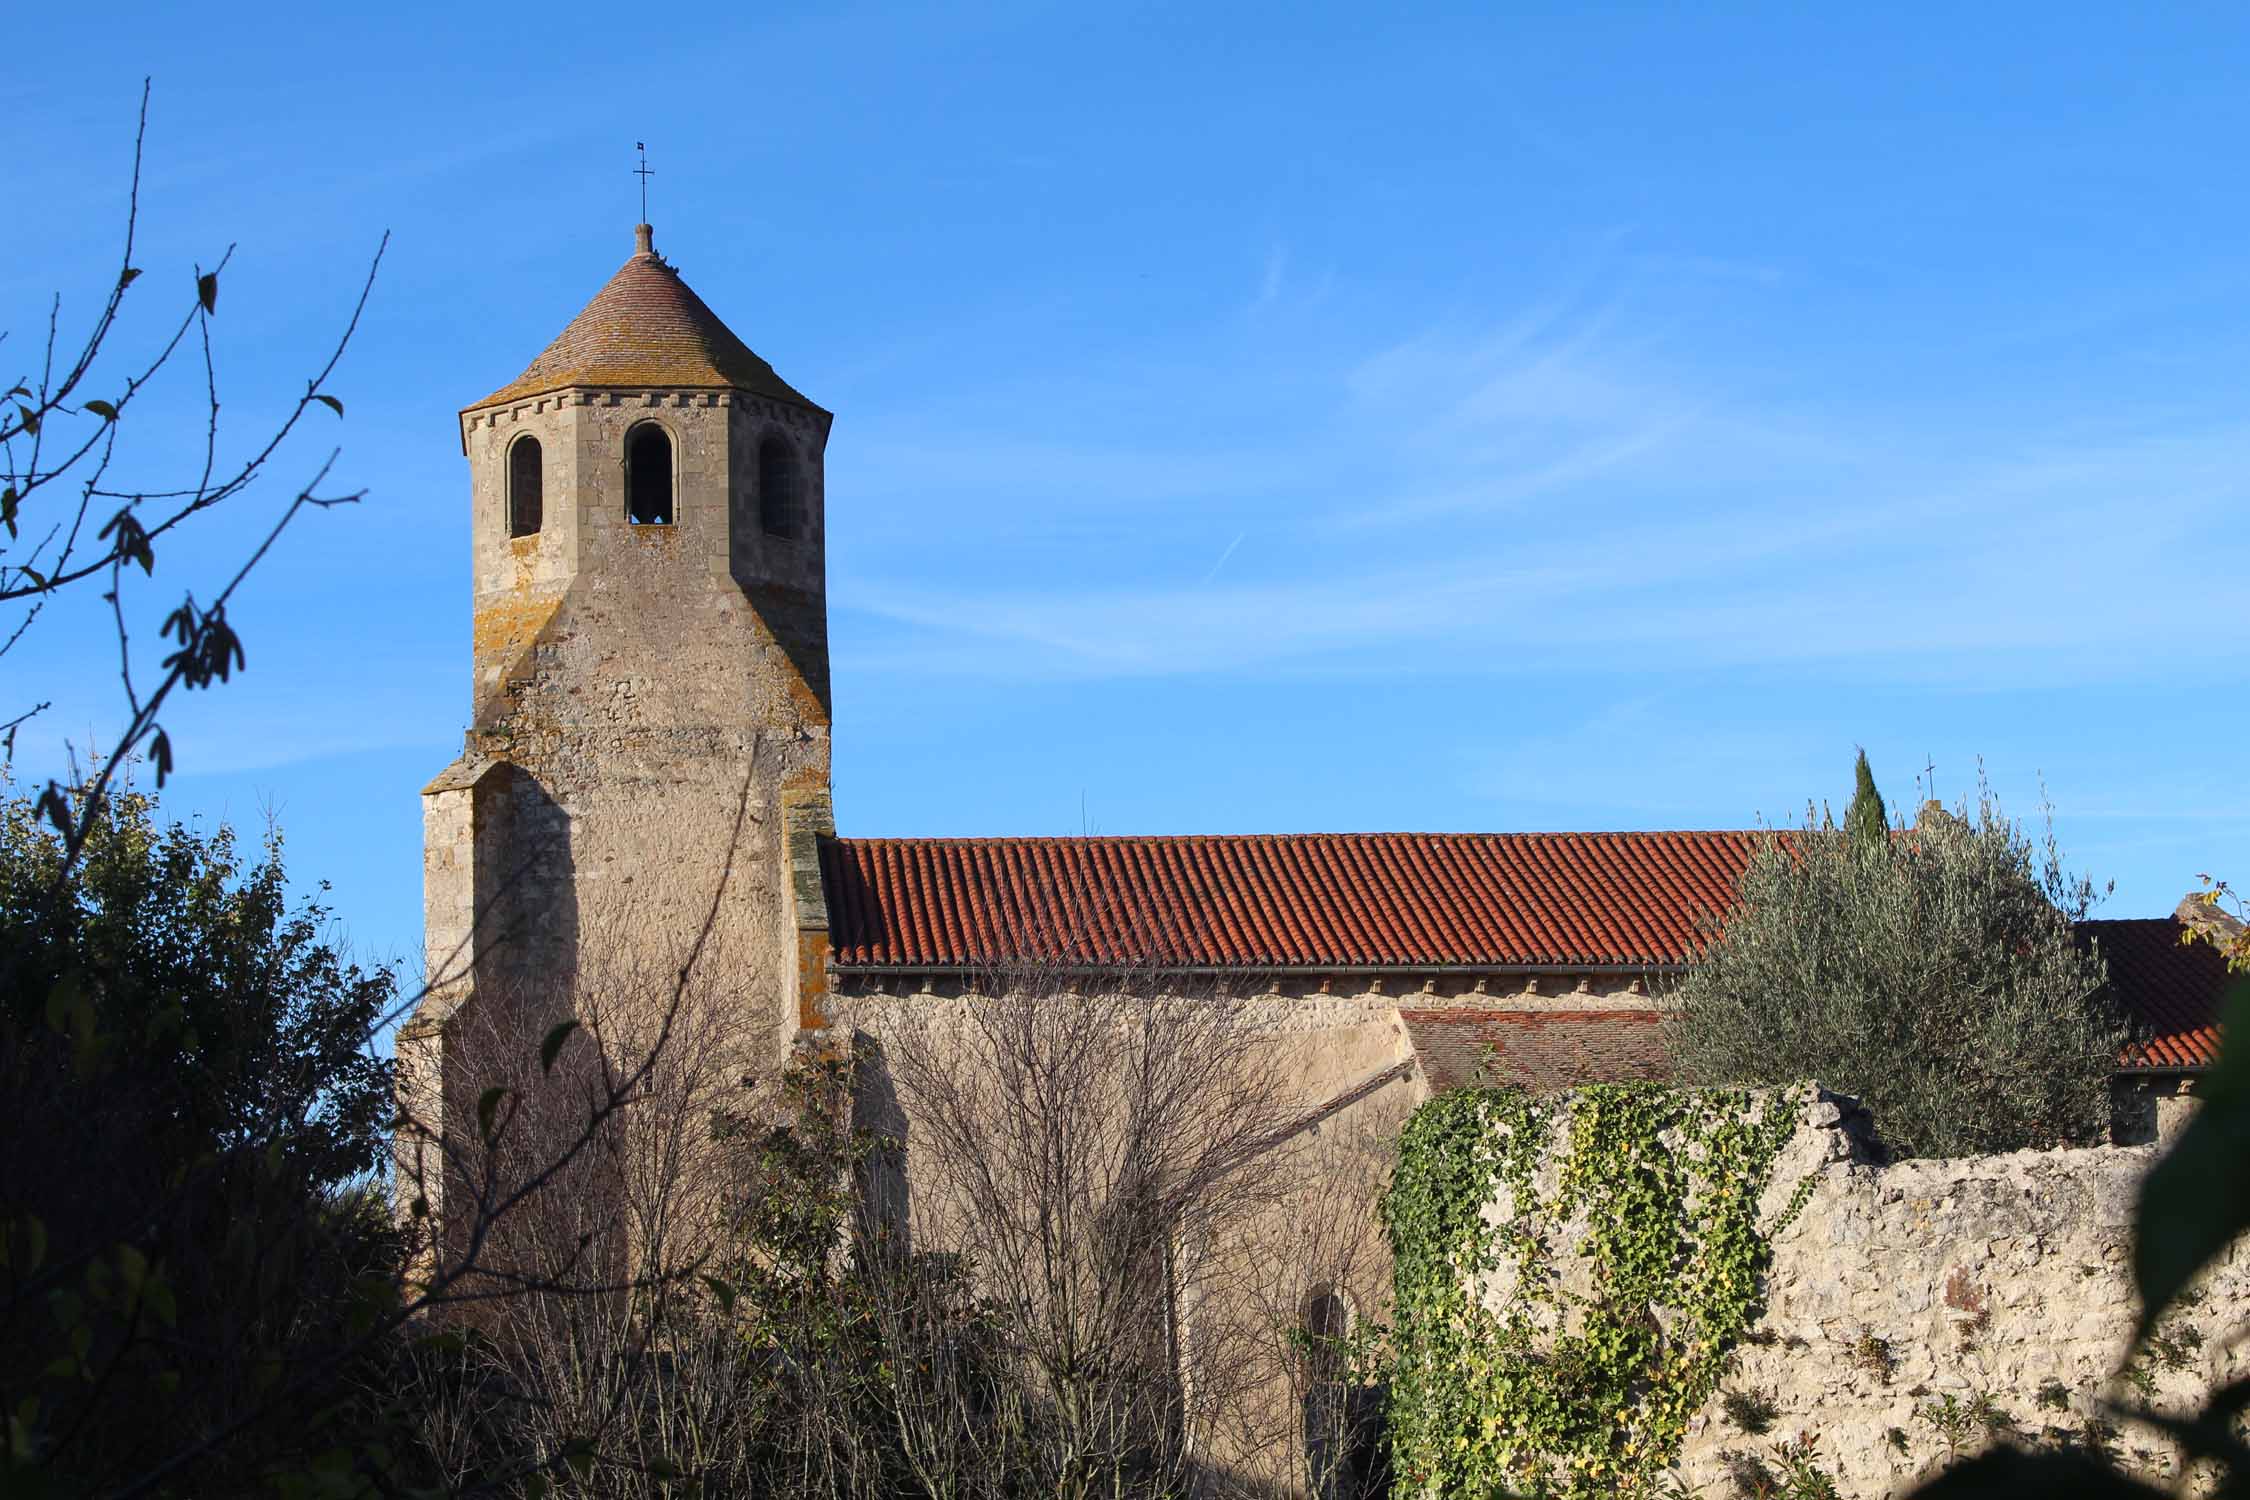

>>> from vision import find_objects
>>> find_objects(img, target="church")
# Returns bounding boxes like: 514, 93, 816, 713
391, 221, 2229, 1484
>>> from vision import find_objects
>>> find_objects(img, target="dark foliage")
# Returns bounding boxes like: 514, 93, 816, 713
0, 780, 405, 1495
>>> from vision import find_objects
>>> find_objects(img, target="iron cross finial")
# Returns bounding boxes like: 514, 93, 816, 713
634, 143, 654, 225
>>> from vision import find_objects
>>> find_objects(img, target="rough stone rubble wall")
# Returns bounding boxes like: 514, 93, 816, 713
1475, 1090, 2250, 1498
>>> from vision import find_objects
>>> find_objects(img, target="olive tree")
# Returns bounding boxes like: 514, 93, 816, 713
1669, 766, 2126, 1158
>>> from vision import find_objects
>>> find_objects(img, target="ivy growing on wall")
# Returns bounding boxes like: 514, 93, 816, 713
1381, 1083, 1815, 1499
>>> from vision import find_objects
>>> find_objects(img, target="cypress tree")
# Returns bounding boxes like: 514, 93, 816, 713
1846, 748, 1888, 851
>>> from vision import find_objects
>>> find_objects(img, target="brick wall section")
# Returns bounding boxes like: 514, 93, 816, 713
1401, 1008, 1670, 1092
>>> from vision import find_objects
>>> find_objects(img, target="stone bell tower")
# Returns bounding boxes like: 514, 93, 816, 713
397, 224, 837, 1241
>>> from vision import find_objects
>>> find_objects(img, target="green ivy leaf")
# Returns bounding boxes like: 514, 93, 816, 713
9, 1395, 41, 1463
143, 1274, 176, 1329
116, 1243, 147, 1294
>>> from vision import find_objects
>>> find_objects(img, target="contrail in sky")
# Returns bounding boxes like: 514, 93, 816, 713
1202, 530, 1246, 584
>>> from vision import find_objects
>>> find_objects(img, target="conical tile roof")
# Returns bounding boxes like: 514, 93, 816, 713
467, 225, 821, 412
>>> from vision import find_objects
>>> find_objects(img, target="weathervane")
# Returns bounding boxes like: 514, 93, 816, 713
634, 142, 654, 223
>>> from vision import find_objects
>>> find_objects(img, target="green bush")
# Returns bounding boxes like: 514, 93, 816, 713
1669, 767, 2125, 1158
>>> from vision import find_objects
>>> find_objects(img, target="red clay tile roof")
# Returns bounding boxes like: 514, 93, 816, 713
468, 226, 819, 412
823, 835, 2232, 1074
820, 831, 1762, 969
2082, 918, 2235, 1070
1401, 1009, 1671, 1093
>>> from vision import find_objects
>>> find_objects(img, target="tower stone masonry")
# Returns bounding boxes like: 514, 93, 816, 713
395, 224, 835, 1252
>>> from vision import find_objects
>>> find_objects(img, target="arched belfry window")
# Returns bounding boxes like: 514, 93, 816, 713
758, 434, 803, 539
507, 435, 543, 538
626, 424, 674, 525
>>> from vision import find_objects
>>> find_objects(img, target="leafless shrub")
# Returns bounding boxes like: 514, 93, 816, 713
866, 947, 1402, 1498
871, 965, 1290, 1494
399, 935, 783, 1497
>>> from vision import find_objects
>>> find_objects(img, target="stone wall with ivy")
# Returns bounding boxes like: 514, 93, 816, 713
1385, 1082, 2250, 1499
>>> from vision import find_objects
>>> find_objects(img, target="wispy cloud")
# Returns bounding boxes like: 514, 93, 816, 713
837, 289, 2250, 686
1251, 245, 1287, 313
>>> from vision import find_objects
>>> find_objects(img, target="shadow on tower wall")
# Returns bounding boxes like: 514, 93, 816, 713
434, 765, 632, 1324
851, 1036, 911, 1255
736, 580, 833, 726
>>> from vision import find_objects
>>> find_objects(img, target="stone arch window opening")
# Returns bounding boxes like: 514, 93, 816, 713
507, 434, 543, 538
758, 432, 804, 539
1301, 1284, 1354, 1385
1301, 1284, 1378, 1500
626, 422, 674, 526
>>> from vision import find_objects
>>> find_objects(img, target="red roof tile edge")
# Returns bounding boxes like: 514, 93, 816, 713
820, 837, 2233, 1074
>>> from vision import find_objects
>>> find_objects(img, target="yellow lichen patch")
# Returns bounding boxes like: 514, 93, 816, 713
780, 658, 830, 729
472, 591, 563, 659
471, 590, 565, 724
797, 930, 831, 1030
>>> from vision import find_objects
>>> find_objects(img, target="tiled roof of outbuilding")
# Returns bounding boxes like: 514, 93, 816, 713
467, 225, 820, 413
2082, 918, 2234, 1070
820, 831, 1762, 969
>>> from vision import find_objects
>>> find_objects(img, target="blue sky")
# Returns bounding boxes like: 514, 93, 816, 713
7, 3, 2248, 979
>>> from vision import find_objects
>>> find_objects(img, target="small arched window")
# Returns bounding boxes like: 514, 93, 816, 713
626, 424, 674, 525
1301, 1284, 1374, 1500
1301, 1287, 1353, 1385
758, 434, 803, 539
507, 435, 543, 538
